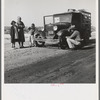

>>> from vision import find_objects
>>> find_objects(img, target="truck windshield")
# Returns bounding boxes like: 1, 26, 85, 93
44, 16, 53, 25
54, 13, 72, 23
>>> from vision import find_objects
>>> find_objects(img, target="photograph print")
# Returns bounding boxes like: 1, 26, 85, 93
4, 0, 97, 83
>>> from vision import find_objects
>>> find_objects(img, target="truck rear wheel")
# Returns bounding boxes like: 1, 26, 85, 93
84, 37, 90, 45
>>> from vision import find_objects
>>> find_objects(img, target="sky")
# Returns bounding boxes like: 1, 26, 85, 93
4, 0, 97, 27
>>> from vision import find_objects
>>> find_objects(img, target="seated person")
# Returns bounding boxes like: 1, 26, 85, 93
66, 25, 82, 50
57, 26, 72, 48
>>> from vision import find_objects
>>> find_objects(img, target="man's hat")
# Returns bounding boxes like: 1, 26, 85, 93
70, 25, 76, 30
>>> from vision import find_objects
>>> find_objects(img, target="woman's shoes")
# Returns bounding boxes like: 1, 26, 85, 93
19, 45, 24, 48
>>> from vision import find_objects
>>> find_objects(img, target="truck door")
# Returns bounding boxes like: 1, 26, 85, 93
72, 13, 81, 29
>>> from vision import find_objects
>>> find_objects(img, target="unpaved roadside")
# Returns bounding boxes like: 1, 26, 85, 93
5, 40, 95, 83
4, 33, 96, 83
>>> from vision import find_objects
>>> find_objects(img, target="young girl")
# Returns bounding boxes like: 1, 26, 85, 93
10, 20, 20, 48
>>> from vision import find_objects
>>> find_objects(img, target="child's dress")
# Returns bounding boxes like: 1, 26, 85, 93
28, 28, 35, 46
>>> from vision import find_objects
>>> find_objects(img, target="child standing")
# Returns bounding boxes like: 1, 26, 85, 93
28, 23, 36, 47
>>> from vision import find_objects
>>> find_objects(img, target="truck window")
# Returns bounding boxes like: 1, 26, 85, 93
45, 16, 53, 25
54, 14, 72, 23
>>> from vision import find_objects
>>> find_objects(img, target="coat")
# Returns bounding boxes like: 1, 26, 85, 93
17, 21, 25, 42
10, 26, 19, 43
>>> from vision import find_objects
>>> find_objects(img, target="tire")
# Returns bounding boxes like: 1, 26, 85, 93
35, 41, 45, 47
84, 37, 89, 45
83, 31, 90, 45
59, 36, 67, 49
34, 34, 45, 47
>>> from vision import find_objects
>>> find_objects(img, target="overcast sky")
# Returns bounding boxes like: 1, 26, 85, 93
4, 0, 96, 27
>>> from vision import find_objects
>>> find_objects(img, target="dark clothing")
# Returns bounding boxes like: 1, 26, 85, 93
17, 21, 25, 42
59, 29, 70, 46
10, 26, 19, 43
60, 29, 71, 38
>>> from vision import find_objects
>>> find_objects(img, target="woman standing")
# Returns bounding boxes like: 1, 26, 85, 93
10, 20, 20, 48
17, 16, 25, 48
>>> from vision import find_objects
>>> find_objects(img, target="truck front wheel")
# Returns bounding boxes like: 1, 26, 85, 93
34, 34, 45, 47
59, 36, 68, 49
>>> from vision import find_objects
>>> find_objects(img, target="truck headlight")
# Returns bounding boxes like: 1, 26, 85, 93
53, 26, 58, 31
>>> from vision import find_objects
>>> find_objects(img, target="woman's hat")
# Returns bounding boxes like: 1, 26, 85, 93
32, 23, 35, 26
11, 20, 16, 25
70, 25, 75, 29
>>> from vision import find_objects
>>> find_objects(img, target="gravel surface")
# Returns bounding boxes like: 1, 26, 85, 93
4, 32, 96, 83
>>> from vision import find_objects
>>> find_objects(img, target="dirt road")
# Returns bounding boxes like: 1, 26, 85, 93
4, 37, 95, 83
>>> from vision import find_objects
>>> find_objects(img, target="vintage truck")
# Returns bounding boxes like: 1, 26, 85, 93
34, 9, 91, 48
